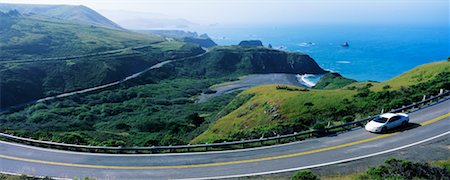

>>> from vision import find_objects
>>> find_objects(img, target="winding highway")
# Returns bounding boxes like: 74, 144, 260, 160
0, 49, 208, 114
0, 96, 448, 179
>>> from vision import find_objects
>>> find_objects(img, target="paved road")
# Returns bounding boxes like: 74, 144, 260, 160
198, 73, 306, 102
0, 98, 448, 179
0, 50, 208, 114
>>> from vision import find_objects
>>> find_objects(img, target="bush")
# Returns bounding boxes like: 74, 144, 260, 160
56, 132, 87, 144
359, 159, 450, 180
291, 170, 319, 180
135, 119, 165, 132
354, 88, 370, 97
313, 123, 325, 130
187, 113, 205, 127
342, 115, 354, 123
203, 89, 217, 94
276, 85, 309, 91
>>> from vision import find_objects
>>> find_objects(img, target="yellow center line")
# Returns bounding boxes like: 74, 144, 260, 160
1, 113, 449, 169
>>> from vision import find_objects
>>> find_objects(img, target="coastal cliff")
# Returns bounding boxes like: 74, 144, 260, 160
238, 40, 264, 47
178, 46, 327, 77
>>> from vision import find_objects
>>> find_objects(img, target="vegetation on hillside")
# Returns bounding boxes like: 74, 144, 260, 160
138, 30, 218, 48
175, 46, 326, 77
0, 45, 323, 146
358, 159, 449, 179
0, 12, 162, 60
0, 41, 204, 108
193, 61, 449, 143
313, 72, 357, 90
0, 3, 122, 29
319, 159, 450, 180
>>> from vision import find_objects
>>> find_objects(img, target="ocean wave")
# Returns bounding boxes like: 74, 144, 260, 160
336, 61, 351, 64
298, 42, 315, 47
296, 74, 320, 87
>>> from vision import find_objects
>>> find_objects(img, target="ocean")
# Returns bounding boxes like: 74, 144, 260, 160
192, 24, 449, 82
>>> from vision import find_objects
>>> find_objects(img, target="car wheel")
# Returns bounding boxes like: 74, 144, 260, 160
402, 121, 408, 127
381, 127, 387, 133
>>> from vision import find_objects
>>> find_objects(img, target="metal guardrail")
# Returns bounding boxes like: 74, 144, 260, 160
1, 90, 448, 154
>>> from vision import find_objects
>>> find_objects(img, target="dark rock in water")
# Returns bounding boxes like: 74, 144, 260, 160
341, 42, 349, 47
239, 40, 263, 47
268, 44, 273, 48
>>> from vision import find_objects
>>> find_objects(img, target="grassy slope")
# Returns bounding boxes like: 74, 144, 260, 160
0, 46, 326, 146
0, 13, 208, 108
0, 15, 162, 60
0, 41, 204, 108
313, 72, 357, 90
192, 61, 450, 143
0, 3, 122, 29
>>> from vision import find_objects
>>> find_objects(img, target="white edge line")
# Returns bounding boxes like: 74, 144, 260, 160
179, 130, 450, 180
0, 171, 70, 180
1, 95, 447, 157
0, 136, 321, 157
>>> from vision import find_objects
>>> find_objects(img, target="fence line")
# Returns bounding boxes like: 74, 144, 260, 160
1, 89, 448, 154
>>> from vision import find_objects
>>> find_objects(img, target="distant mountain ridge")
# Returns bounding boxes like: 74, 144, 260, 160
0, 3, 122, 29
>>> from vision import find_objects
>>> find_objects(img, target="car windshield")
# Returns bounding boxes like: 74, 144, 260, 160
373, 116, 389, 123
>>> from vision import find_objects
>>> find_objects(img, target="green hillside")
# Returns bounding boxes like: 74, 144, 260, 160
0, 45, 327, 146
175, 46, 327, 77
0, 12, 163, 60
192, 61, 450, 143
313, 72, 357, 89
0, 41, 204, 109
138, 30, 218, 48
0, 3, 121, 29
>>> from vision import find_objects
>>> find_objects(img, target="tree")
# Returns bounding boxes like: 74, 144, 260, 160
292, 170, 319, 180
187, 113, 205, 127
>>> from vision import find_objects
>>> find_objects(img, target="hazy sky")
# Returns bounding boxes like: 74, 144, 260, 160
0, 0, 448, 26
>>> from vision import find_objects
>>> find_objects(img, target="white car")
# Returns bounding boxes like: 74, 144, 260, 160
365, 113, 409, 133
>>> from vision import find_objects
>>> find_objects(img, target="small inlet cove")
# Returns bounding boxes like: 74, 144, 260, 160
296, 74, 324, 87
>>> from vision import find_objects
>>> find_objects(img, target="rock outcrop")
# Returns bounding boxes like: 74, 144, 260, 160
238, 40, 263, 47
178, 46, 327, 77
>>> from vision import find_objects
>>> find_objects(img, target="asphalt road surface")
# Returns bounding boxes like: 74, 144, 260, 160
0, 98, 448, 180
198, 73, 306, 102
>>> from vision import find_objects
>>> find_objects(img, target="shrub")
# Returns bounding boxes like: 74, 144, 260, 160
354, 88, 370, 97
291, 170, 319, 180
359, 158, 450, 180
187, 113, 205, 127
136, 119, 165, 132
203, 89, 217, 94
313, 123, 325, 130
342, 115, 354, 123
115, 122, 131, 130
56, 132, 87, 144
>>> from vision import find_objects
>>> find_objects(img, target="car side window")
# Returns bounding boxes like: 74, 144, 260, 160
389, 116, 400, 122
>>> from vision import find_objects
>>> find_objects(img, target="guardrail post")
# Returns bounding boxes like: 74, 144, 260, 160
0, 88, 448, 154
